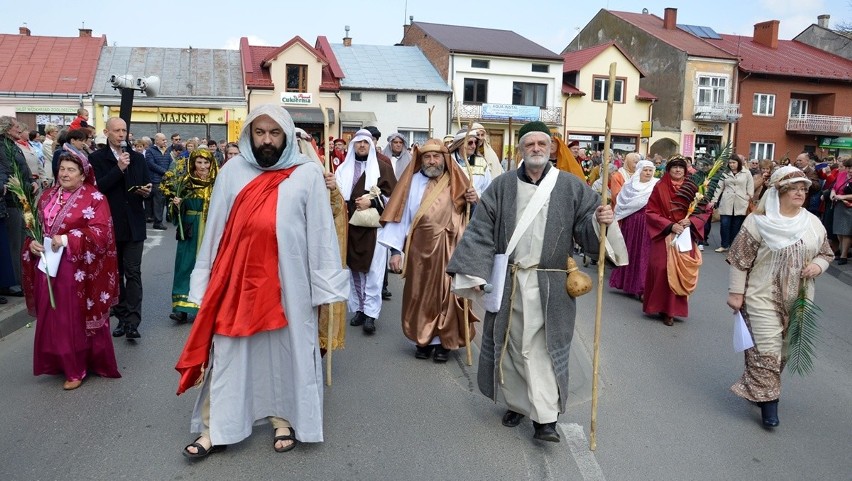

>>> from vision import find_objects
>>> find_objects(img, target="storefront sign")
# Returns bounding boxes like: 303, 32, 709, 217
682, 133, 695, 157
819, 137, 852, 149
281, 93, 313, 105
160, 113, 208, 123
568, 134, 594, 141
695, 124, 724, 135
16, 105, 78, 114
481, 104, 540, 122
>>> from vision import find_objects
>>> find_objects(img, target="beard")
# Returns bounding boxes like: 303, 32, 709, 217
252, 142, 285, 168
421, 163, 445, 178
523, 152, 549, 169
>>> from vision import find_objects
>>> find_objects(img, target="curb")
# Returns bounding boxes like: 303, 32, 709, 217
0, 301, 31, 340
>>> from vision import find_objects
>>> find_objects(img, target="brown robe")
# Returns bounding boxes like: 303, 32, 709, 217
346, 160, 396, 272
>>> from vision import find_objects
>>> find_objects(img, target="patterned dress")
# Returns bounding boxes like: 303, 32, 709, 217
727, 214, 833, 401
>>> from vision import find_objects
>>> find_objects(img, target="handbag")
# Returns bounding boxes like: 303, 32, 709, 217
349, 185, 383, 228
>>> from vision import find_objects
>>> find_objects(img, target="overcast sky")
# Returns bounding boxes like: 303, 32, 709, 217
2, 0, 848, 53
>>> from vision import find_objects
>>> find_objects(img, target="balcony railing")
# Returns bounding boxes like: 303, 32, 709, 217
786, 114, 852, 135
452, 102, 563, 125
693, 102, 741, 123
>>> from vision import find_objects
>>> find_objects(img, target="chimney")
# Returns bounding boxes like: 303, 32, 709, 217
753, 20, 780, 49
79, 28, 92, 38
343, 25, 351, 47
663, 7, 677, 30
817, 14, 830, 29
19, 25, 31, 36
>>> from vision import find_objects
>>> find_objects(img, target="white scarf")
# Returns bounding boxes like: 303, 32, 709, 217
753, 166, 813, 251
614, 161, 657, 221
335, 131, 380, 201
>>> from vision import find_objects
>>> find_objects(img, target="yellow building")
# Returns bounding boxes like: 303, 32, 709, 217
562, 42, 656, 155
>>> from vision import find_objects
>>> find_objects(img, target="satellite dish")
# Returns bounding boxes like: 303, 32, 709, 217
137, 76, 160, 97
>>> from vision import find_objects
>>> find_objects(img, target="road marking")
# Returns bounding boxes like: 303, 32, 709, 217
142, 231, 163, 256
559, 422, 606, 481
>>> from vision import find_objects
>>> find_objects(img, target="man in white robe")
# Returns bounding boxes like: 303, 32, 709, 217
175, 104, 348, 458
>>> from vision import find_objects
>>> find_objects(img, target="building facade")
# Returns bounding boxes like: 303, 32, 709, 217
402, 21, 563, 160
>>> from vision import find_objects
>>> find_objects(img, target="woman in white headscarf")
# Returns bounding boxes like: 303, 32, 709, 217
609, 160, 658, 299
726, 166, 833, 429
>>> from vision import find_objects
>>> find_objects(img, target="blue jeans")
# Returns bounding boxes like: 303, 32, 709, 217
720, 215, 746, 249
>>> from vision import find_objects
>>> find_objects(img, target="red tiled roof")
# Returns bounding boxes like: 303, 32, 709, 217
637, 88, 657, 100
707, 34, 852, 80
562, 42, 647, 77
608, 10, 736, 60
241, 36, 343, 91
562, 84, 586, 96
240, 37, 275, 89
0, 33, 106, 93
314, 36, 344, 92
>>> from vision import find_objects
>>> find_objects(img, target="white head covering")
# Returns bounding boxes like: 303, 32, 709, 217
615, 160, 658, 220
753, 165, 813, 250
335, 129, 380, 201
382, 132, 411, 180
237, 104, 308, 171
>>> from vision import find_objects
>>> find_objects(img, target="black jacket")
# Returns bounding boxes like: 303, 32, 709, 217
89, 145, 149, 242
0, 135, 34, 217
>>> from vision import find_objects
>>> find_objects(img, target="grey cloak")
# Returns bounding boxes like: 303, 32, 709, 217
447, 167, 601, 412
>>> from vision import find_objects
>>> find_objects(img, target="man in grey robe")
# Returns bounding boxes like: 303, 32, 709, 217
382, 132, 412, 180
176, 104, 349, 458
447, 122, 615, 443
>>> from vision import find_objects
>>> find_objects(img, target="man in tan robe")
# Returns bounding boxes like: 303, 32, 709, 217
378, 139, 478, 362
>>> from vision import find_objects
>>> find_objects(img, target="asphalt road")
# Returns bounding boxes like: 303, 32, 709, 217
0, 226, 849, 481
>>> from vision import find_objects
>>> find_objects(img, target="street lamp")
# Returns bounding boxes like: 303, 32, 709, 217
109, 74, 160, 130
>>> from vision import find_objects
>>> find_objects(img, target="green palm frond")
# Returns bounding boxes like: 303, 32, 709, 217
787, 281, 821, 376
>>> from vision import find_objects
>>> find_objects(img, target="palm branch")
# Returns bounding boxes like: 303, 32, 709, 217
786, 280, 821, 376
690, 141, 732, 210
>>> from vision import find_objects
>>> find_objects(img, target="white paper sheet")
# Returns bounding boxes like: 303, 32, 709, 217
733, 311, 754, 352
484, 253, 508, 312
37, 236, 63, 278
675, 229, 693, 252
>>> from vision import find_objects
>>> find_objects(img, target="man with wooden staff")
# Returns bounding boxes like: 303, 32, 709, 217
377, 139, 478, 362
447, 121, 623, 443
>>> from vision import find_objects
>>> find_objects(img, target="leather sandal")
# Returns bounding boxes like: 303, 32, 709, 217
273, 427, 298, 453
182, 436, 226, 460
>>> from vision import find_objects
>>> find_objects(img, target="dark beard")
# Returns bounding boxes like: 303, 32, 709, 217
252, 139, 286, 167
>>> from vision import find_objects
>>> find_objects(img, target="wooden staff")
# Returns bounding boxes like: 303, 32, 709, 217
461, 120, 477, 366
590, 62, 617, 451
322, 106, 334, 387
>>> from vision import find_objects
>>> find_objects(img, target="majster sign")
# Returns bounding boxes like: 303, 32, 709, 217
160, 113, 208, 123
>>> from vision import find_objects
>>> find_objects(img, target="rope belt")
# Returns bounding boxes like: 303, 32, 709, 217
185, 210, 202, 215
498, 263, 569, 385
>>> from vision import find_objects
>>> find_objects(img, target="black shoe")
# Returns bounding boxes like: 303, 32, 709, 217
0, 296, 6, 304
170, 312, 189, 324
362, 316, 376, 334
112, 323, 127, 337
532, 421, 560, 442
349, 311, 365, 326
433, 345, 450, 363
125, 327, 141, 339
0, 287, 24, 297
502, 410, 524, 427
146, 217, 154, 223
837, 258, 848, 265
759, 400, 779, 428
381, 288, 392, 300
415, 345, 434, 359
153, 224, 167, 230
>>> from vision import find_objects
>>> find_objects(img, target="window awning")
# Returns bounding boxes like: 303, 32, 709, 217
284, 107, 335, 125
339, 111, 377, 125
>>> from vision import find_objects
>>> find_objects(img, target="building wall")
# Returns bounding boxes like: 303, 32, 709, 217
795, 27, 852, 61
340, 90, 449, 147
565, 46, 650, 144
247, 45, 339, 140
736, 76, 852, 160
568, 10, 688, 132
450, 54, 562, 108
681, 58, 739, 157
401, 24, 451, 80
